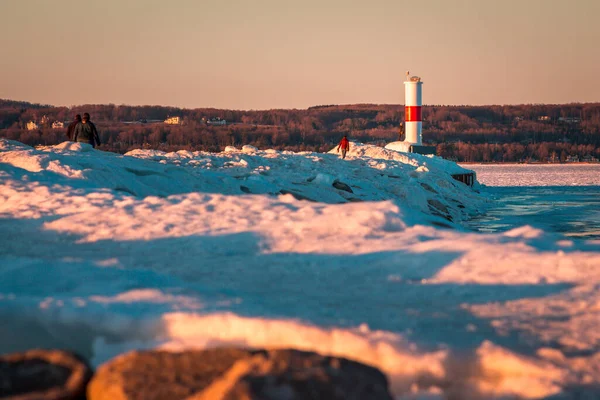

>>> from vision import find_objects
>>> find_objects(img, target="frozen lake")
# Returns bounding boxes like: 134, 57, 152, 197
465, 164, 600, 239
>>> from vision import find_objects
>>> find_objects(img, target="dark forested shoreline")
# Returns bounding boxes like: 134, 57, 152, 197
1, 99, 599, 162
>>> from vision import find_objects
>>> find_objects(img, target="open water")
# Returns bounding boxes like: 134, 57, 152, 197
465, 164, 600, 239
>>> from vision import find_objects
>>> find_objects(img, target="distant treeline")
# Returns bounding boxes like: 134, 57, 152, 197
1, 99, 599, 162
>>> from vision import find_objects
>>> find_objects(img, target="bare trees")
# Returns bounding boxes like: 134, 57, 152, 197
1, 99, 599, 161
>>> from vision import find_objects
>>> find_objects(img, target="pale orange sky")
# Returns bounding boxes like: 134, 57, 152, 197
1, 0, 599, 109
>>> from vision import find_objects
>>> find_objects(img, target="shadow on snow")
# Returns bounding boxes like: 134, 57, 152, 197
0, 216, 572, 363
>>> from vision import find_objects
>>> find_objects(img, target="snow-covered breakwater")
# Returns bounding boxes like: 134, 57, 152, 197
2, 139, 600, 399
125, 141, 483, 224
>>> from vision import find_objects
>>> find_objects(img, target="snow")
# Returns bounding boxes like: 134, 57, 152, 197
2, 139, 600, 399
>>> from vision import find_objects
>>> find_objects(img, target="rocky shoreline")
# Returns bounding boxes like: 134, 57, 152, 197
1, 348, 393, 400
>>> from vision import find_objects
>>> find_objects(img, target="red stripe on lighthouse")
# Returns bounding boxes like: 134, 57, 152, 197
405, 106, 422, 122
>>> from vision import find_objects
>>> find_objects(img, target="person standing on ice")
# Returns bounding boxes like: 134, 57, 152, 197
337, 135, 350, 159
66, 114, 81, 141
398, 122, 405, 141
73, 113, 101, 148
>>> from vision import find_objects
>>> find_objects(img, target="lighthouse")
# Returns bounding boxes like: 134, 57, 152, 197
404, 75, 423, 145
385, 72, 436, 155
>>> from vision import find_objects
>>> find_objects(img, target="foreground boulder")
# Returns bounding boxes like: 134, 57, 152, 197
0, 349, 92, 400
88, 348, 393, 400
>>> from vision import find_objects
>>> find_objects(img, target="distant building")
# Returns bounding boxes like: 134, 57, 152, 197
52, 121, 64, 129
582, 155, 599, 163
206, 117, 226, 126
558, 117, 581, 124
40, 115, 50, 125
538, 116, 550, 121
164, 116, 181, 125
26, 121, 38, 131
566, 155, 580, 163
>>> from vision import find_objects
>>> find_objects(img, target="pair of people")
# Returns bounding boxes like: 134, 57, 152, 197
337, 135, 350, 159
67, 113, 100, 148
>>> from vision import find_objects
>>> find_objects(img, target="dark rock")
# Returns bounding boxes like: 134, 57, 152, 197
88, 348, 252, 400
0, 349, 93, 400
332, 180, 353, 193
88, 348, 393, 400
450, 199, 466, 209
419, 182, 438, 194
279, 189, 316, 202
202, 349, 393, 400
427, 199, 453, 222
124, 167, 164, 177
427, 199, 450, 215
113, 186, 137, 196
431, 220, 454, 229
239, 185, 251, 194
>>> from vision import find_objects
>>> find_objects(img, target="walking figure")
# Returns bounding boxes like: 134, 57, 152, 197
73, 113, 101, 148
337, 135, 350, 159
66, 114, 81, 141
398, 122, 405, 141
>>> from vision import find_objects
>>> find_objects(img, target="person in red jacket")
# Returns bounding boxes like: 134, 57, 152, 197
337, 135, 350, 159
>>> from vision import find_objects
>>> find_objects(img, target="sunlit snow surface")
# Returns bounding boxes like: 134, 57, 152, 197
2, 140, 600, 399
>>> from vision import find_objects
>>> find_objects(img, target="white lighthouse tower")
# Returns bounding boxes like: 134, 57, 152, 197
385, 72, 436, 155
404, 75, 423, 145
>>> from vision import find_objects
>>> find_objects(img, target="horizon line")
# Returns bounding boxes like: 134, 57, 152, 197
2, 97, 600, 112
